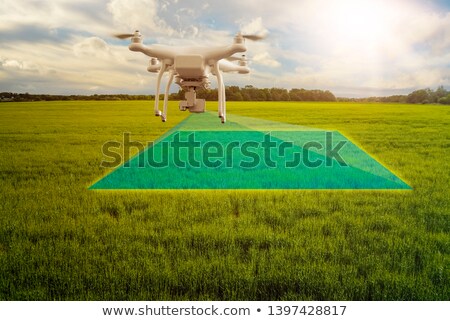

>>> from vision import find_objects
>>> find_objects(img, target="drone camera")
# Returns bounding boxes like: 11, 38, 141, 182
179, 100, 205, 113
179, 99, 205, 113
179, 90, 205, 113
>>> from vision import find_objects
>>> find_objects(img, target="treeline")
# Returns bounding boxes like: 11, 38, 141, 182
338, 86, 450, 104
2, 86, 449, 104
170, 86, 337, 102
0, 93, 154, 102
0, 87, 336, 102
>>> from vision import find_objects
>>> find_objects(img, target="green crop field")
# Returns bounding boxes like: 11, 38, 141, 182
0, 100, 449, 300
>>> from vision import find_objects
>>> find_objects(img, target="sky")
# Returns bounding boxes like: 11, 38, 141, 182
0, 0, 449, 97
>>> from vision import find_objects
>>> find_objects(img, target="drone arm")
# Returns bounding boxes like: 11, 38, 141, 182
129, 43, 174, 61
218, 60, 250, 74
129, 43, 154, 57
206, 43, 247, 62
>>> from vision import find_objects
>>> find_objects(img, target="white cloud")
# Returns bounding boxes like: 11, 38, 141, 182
107, 0, 175, 36
1, 59, 22, 70
0, 0, 449, 96
72, 37, 126, 63
0, 0, 113, 37
240, 17, 268, 36
253, 52, 280, 68
73, 37, 110, 57
0, 35, 153, 94
0, 57, 44, 73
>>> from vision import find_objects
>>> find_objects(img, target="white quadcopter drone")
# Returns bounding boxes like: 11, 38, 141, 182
115, 30, 265, 123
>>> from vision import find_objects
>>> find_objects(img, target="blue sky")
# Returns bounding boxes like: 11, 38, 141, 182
0, 0, 449, 97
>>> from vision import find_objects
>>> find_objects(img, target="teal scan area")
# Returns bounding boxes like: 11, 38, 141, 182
90, 113, 411, 190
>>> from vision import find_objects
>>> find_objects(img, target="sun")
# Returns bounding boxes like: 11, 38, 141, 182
325, 0, 399, 52
336, 2, 386, 40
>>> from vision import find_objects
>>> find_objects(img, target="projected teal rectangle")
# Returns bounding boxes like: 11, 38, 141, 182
90, 129, 411, 190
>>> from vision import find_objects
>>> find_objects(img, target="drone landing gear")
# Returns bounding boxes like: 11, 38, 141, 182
154, 61, 167, 119
153, 62, 176, 122
161, 70, 175, 122
212, 62, 226, 124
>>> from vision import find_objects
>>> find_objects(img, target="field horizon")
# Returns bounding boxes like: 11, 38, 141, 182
0, 100, 449, 300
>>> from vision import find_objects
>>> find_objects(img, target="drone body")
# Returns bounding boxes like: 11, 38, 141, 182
117, 31, 263, 123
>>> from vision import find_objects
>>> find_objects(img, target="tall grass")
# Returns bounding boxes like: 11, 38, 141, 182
0, 101, 449, 300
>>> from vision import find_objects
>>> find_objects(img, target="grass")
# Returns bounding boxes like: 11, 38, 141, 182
0, 100, 449, 300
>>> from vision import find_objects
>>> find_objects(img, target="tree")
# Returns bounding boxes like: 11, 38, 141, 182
438, 94, 450, 105
407, 89, 431, 104
289, 88, 303, 101
434, 85, 448, 103
322, 90, 337, 102
270, 88, 290, 101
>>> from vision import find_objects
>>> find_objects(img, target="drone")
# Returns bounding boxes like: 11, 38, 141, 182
115, 30, 265, 123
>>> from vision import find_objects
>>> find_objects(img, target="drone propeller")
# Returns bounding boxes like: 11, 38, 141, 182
114, 33, 135, 39
242, 34, 266, 41
113, 30, 142, 40
234, 31, 266, 44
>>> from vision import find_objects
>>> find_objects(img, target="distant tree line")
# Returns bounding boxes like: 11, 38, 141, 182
2, 85, 449, 104
0, 93, 154, 102
337, 86, 450, 105
0, 86, 336, 103
169, 86, 336, 102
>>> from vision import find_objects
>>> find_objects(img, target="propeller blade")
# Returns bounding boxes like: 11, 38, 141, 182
114, 33, 135, 39
242, 34, 266, 41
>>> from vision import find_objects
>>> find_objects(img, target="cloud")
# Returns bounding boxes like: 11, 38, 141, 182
73, 37, 110, 56
0, 0, 449, 96
0, 0, 113, 37
72, 37, 126, 62
0, 56, 46, 74
0, 34, 153, 94
107, 0, 175, 36
3, 60, 36, 72
240, 17, 268, 36
253, 52, 280, 68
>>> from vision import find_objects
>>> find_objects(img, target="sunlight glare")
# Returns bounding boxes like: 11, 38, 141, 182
325, 0, 400, 53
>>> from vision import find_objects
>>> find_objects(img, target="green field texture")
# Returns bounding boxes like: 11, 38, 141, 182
0, 101, 449, 300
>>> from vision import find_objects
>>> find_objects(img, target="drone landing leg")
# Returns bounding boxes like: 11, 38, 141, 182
213, 63, 225, 123
161, 70, 174, 122
154, 62, 167, 117
221, 77, 226, 123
